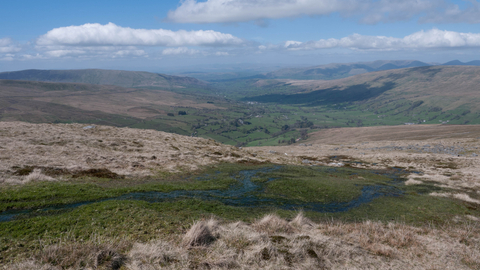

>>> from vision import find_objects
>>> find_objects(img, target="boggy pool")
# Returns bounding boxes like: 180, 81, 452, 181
0, 166, 406, 222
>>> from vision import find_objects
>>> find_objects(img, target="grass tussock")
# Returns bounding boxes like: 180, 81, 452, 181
289, 211, 315, 229
24, 169, 56, 183
182, 218, 219, 247
33, 240, 129, 270
127, 240, 189, 269
7, 213, 477, 269
2, 260, 58, 270
5, 168, 57, 184
252, 214, 295, 235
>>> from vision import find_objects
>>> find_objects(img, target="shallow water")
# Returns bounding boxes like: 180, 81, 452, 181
0, 166, 405, 222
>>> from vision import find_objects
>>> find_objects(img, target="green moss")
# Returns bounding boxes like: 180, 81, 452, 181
257, 166, 393, 203
1, 163, 479, 261
1, 164, 479, 264
0, 164, 244, 212
324, 194, 477, 225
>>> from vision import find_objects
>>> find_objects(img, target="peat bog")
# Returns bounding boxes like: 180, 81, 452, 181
0, 163, 470, 224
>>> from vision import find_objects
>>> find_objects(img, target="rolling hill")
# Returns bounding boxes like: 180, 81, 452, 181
262, 59, 480, 81
442, 60, 480, 66
0, 69, 208, 90
244, 66, 480, 125
263, 60, 431, 80
0, 79, 223, 134
2, 65, 480, 147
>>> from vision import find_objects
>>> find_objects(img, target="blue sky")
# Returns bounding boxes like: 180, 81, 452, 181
1, 0, 480, 73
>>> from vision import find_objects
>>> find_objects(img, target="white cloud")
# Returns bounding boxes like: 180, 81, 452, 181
0, 38, 21, 53
161, 47, 231, 56
167, 0, 353, 23
162, 47, 200, 55
285, 29, 480, 51
33, 23, 243, 60
284, 41, 303, 48
421, 0, 480, 23
113, 49, 146, 58
21, 54, 46, 60
36, 22, 243, 47
0, 54, 15, 61
166, 0, 441, 24
357, 0, 441, 24
32, 44, 149, 60
45, 49, 86, 58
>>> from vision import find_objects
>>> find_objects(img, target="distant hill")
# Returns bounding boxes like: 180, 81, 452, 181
442, 60, 480, 66
264, 60, 431, 80
0, 79, 221, 134
0, 69, 207, 90
264, 60, 480, 80
245, 66, 480, 120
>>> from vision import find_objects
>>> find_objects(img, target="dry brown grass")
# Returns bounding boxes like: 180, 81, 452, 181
0, 79, 219, 120
252, 214, 295, 235
1, 235, 130, 270
305, 124, 480, 143
0, 122, 264, 184
127, 240, 189, 269
182, 219, 219, 247
23, 169, 56, 183
8, 213, 477, 269
33, 88, 220, 119
37, 242, 127, 270
252, 125, 480, 205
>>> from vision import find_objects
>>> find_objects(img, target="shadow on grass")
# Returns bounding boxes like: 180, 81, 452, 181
242, 82, 396, 106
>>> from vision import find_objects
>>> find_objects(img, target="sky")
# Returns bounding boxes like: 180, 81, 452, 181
1, 0, 480, 73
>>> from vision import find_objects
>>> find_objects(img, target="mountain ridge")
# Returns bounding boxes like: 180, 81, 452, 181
0, 69, 208, 90
262, 59, 480, 81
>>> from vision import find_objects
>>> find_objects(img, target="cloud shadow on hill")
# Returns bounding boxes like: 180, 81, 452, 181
242, 82, 396, 106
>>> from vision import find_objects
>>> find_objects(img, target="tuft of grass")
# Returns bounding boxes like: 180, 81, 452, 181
252, 214, 294, 235
182, 219, 218, 247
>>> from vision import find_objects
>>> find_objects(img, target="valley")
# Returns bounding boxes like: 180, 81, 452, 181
2, 65, 480, 149
1, 63, 479, 269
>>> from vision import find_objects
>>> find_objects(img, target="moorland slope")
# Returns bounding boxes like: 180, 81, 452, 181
1, 122, 479, 269
265, 60, 430, 80
247, 66, 480, 113
0, 121, 262, 184
0, 79, 222, 134
0, 69, 207, 90
264, 59, 480, 80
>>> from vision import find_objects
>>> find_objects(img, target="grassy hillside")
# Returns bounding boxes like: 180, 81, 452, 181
244, 66, 480, 127
264, 60, 431, 80
0, 79, 226, 135
262, 59, 480, 80
0, 69, 208, 91
267, 66, 480, 110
